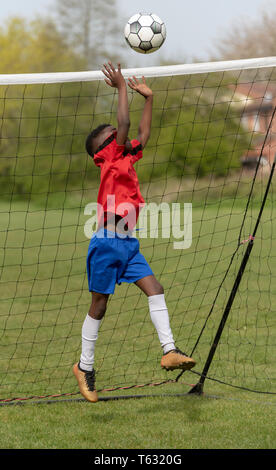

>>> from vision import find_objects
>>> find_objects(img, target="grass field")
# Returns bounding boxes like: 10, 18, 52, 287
0, 390, 276, 449
0, 195, 276, 449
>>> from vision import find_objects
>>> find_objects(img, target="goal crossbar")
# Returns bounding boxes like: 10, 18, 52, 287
1, 56, 276, 85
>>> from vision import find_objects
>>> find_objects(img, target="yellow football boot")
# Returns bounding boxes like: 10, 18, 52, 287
73, 363, 98, 403
161, 348, 196, 371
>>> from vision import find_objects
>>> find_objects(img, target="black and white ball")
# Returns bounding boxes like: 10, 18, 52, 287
124, 13, 166, 54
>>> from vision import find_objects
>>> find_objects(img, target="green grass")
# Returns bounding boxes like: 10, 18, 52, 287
0, 196, 276, 449
1, 390, 276, 449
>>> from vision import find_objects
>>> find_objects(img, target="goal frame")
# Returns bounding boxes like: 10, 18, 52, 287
1, 56, 276, 404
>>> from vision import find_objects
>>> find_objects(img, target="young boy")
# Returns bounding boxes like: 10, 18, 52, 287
73, 62, 196, 402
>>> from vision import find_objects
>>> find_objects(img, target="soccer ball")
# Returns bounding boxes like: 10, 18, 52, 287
124, 13, 166, 54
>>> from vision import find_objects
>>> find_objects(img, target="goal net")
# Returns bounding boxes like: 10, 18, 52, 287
0, 57, 276, 403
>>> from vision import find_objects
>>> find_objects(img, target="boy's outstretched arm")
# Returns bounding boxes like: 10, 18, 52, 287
128, 76, 153, 148
102, 61, 130, 145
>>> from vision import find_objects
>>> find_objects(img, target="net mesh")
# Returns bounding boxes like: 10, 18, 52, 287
0, 60, 276, 402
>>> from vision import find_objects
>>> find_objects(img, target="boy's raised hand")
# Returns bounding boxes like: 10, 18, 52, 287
128, 76, 153, 98
102, 62, 125, 89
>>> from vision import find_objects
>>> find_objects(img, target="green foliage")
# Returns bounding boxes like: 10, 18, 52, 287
129, 74, 251, 183
0, 17, 85, 73
0, 78, 113, 200
0, 17, 253, 200
0, 17, 89, 200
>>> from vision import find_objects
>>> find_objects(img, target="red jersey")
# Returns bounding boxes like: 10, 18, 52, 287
93, 132, 145, 230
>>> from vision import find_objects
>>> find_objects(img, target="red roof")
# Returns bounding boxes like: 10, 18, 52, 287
233, 82, 276, 100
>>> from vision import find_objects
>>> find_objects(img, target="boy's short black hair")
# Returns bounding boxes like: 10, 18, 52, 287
85, 123, 110, 157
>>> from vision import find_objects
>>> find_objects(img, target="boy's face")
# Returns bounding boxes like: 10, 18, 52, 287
93, 125, 132, 154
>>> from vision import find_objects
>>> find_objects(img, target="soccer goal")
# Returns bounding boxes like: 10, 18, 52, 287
1, 57, 276, 404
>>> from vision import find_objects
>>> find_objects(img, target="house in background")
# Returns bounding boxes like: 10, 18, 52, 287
232, 82, 276, 170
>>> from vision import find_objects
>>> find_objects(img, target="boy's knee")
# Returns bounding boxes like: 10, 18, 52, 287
89, 293, 108, 320
155, 282, 164, 295
150, 280, 164, 296
91, 305, 106, 320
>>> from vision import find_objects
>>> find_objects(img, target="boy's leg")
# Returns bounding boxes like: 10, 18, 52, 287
80, 292, 109, 370
135, 275, 175, 353
135, 275, 196, 371
73, 292, 109, 403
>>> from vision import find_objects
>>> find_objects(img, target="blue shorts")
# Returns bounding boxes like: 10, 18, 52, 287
86, 229, 153, 294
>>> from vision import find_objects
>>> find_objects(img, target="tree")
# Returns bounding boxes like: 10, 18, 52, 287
0, 16, 89, 199
54, 0, 124, 68
0, 16, 85, 74
214, 7, 276, 60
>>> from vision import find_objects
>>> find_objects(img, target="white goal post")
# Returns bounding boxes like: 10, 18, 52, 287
0, 56, 276, 85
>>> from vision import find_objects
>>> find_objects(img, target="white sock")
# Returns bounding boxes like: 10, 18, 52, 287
148, 294, 175, 354
79, 314, 101, 371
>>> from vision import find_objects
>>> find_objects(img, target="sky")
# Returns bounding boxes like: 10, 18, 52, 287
0, 0, 274, 68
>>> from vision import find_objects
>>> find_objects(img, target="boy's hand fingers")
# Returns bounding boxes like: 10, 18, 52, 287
104, 78, 113, 87
102, 68, 112, 79
133, 76, 139, 85
117, 63, 121, 72
142, 76, 146, 84
103, 63, 113, 76
127, 81, 135, 90
108, 61, 115, 72
102, 64, 114, 77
